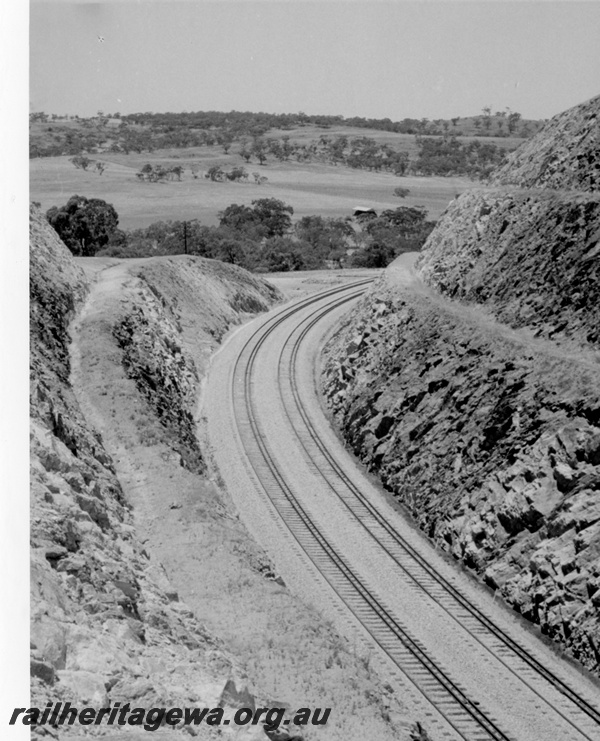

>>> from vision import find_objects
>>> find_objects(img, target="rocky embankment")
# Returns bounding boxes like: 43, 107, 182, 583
489, 94, 600, 191
29, 206, 281, 735
321, 96, 600, 673
417, 188, 600, 347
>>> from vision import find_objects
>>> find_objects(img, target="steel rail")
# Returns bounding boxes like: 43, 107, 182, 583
277, 294, 600, 739
230, 283, 514, 741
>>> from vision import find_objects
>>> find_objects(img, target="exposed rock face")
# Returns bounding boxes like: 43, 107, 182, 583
489, 94, 600, 191
417, 188, 600, 347
29, 207, 271, 729
321, 97, 600, 674
110, 258, 281, 475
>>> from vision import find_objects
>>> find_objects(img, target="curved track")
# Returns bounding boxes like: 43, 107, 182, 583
281, 290, 600, 739
218, 280, 600, 741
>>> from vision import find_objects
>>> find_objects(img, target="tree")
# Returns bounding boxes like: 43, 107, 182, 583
153, 165, 170, 182
218, 198, 293, 239
30, 112, 49, 123
393, 186, 411, 198
259, 237, 305, 272
70, 155, 92, 171
218, 203, 256, 232
226, 166, 249, 182
206, 165, 225, 182
268, 139, 284, 161
281, 135, 294, 160
350, 241, 395, 268
238, 138, 252, 163
169, 165, 184, 181
251, 138, 268, 165
215, 238, 246, 265
378, 206, 428, 231
220, 132, 234, 154
251, 198, 293, 237
46, 195, 119, 256
294, 215, 354, 266
359, 206, 435, 260
507, 111, 522, 134
139, 163, 154, 181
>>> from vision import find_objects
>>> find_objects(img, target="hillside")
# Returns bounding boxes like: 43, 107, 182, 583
321, 95, 600, 674
29, 109, 537, 160
30, 206, 240, 727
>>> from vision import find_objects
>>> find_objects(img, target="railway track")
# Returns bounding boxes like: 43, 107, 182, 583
227, 280, 600, 741
280, 290, 600, 740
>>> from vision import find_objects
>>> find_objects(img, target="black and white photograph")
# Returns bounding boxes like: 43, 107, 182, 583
3, 1, 600, 739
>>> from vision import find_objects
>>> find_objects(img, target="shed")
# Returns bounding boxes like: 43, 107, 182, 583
353, 206, 377, 218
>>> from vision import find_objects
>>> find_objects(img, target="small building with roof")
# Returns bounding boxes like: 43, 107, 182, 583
352, 206, 378, 218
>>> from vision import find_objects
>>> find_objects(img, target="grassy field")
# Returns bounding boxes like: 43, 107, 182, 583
31, 143, 478, 230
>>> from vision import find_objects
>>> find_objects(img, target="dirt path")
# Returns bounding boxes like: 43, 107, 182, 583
386, 253, 600, 370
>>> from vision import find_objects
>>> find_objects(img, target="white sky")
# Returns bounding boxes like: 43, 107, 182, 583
29, 1, 600, 121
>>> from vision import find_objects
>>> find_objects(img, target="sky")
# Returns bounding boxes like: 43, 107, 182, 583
29, 1, 600, 122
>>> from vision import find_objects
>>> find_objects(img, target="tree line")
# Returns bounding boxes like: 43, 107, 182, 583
45, 195, 435, 272
30, 106, 538, 161
39, 119, 510, 180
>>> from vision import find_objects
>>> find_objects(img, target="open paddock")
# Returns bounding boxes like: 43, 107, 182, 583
30, 149, 476, 229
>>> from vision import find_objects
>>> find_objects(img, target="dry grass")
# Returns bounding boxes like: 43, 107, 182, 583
30, 145, 475, 229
